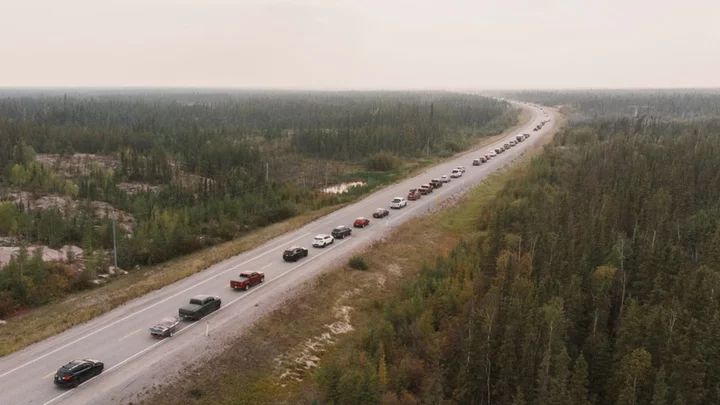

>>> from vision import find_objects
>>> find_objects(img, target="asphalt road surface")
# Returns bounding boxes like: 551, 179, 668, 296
0, 99, 555, 405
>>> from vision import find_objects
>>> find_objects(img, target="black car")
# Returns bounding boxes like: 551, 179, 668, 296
373, 208, 389, 218
283, 246, 309, 262
54, 359, 104, 388
331, 225, 352, 239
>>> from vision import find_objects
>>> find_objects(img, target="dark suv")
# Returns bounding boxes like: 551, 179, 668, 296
54, 359, 104, 388
331, 225, 352, 239
283, 246, 308, 262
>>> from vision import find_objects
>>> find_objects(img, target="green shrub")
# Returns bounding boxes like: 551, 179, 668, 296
348, 255, 369, 271
364, 152, 401, 172
188, 387, 204, 399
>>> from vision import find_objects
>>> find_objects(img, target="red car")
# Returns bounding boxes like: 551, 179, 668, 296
230, 271, 265, 290
353, 217, 370, 228
408, 189, 421, 200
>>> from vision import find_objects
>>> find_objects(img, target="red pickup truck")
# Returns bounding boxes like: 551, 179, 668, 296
230, 271, 265, 290
408, 189, 421, 200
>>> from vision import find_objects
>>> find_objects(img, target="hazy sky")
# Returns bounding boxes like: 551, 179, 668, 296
2, 0, 719, 89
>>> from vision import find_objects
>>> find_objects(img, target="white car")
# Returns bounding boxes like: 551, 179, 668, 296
450, 169, 462, 178
312, 234, 334, 248
457, 166, 466, 173
441, 175, 450, 183
489, 151, 496, 157
390, 197, 407, 209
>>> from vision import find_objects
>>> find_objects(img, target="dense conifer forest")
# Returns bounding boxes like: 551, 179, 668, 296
510, 89, 720, 119
315, 93, 720, 405
0, 91, 514, 316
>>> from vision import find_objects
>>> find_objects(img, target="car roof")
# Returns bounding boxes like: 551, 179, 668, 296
192, 294, 213, 301
239, 271, 256, 276
356, 216, 366, 219
287, 246, 302, 250
314, 234, 329, 238
61, 359, 92, 371
334, 225, 348, 229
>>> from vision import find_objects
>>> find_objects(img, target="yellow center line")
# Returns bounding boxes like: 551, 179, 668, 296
118, 328, 142, 341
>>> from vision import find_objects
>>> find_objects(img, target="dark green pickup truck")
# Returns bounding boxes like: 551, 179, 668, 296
178, 295, 221, 321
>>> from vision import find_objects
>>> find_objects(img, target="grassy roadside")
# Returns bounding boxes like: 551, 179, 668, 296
139, 109, 564, 405
0, 107, 533, 358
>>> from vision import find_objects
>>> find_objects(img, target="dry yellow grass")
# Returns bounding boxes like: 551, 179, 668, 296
140, 110, 564, 405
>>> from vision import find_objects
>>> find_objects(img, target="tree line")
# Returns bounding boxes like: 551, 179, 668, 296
315, 115, 720, 405
506, 89, 720, 119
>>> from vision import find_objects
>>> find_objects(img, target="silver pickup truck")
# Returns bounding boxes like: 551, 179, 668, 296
149, 316, 180, 338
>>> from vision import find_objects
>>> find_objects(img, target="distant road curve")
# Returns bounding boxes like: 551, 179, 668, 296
0, 99, 555, 405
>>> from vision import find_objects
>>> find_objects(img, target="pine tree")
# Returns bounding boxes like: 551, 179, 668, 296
512, 390, 527, 405
651, 366, 667, 405
569, 355, 592, 405
615, 348, 652, 405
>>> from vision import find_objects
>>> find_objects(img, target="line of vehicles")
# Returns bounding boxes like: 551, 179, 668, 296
52, 127, 541, 390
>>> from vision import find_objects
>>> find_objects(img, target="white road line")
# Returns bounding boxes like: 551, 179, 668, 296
43, 387, 73, 405
118, 329, 142, 341
0, 231, 311, 380
42, 371, 55, 379
40, 237, 354, 405
261, 262, 273, 270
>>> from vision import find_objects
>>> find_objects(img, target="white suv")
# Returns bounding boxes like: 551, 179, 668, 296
450, 169, 462, 178
312, 234, 334, 248
390, 197, 407, 209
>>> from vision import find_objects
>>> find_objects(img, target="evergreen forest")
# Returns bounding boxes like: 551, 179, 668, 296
315, 93, 720, 405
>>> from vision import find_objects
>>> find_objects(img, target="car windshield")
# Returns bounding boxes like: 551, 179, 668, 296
314, 236, 323, 240
392, 198, 401, 202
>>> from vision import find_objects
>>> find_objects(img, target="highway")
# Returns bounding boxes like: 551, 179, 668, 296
0, 100, 555, 405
